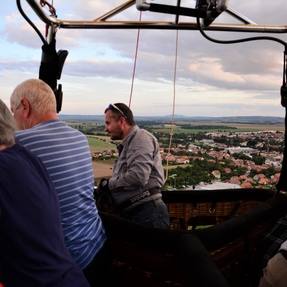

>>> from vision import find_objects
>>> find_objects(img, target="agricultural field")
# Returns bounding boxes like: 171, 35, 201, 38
87, 135, 116, 152
208, 122, 284, 132
151, 122, 284, 134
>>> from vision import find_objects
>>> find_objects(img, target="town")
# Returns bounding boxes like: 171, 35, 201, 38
67, 118, 284, 191
160, 129, 283, 190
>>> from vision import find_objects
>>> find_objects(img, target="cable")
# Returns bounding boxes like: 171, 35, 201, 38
165, 0, 181, 183
196, 17, 287, 48
128, 11, 142, 108
16, 0, 47, 45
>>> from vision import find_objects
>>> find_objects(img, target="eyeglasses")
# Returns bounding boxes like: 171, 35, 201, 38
108, 104, 126, 118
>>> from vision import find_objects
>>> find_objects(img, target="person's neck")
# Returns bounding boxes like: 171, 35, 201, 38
122, 125, 135, 139
32, 112, 59, 127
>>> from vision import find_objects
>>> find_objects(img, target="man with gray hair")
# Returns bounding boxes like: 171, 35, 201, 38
0, 99, 89, 286
10, 79, 107, 286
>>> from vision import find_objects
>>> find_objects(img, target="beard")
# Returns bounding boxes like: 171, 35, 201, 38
110, 129, 124, 140
110, 133, 123, 140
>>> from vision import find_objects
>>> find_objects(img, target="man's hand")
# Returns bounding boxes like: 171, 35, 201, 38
98, 178, 110, 193
95, 178, 115, 213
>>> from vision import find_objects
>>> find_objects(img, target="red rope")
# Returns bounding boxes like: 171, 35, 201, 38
39, 0, 57, 40
40, 0, 57, 16
128, 11, 142, 108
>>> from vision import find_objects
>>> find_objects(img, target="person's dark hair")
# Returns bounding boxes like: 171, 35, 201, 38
105, 103, 135, 126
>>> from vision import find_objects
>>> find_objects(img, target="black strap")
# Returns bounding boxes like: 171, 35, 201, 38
277, 109, 287, 192
277, 49, 287, 192
117, 144, 123, 156
39, 39, 68, 113
118, 188, 161, 211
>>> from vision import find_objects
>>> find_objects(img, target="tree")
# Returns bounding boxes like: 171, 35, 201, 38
252, 154, 265, 165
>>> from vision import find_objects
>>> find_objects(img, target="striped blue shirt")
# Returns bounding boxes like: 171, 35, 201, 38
16, 120, 106, 269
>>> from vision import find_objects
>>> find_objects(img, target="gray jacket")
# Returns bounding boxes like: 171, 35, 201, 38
109, 125, 164, 206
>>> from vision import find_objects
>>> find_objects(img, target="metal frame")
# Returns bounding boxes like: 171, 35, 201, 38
25, 0, 287, 33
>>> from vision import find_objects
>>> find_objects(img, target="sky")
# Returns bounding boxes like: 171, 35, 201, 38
1, 0, 287, 117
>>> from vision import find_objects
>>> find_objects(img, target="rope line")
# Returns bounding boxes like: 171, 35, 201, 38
128, 11, 142, 108
40, 0, 57, 16
165, 28, 179, 182
39, 0, 57, 40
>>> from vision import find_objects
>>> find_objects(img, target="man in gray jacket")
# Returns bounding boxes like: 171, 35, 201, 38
100, 103, 169, 229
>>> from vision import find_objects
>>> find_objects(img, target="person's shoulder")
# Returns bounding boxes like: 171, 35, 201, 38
17, 120, 85, 136
1, 144, 34, 158
0, 144, 48, 175
58, 121, 86, 135
66, 125, 88, 142
0, 149, 11, 176
130, 128, 158, 150
0, 145, 22, 167
15, 121, 49, 138
15, 127, 32, 137
137, 127, 157, 142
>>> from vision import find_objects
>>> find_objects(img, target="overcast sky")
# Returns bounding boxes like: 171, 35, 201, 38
1, 0, 287, 116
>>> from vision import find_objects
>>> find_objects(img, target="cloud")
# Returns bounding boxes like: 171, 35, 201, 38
3, 13, 42, 48
0, 49, 282, 95
188, 56, 281, 90
2, 10, 82, 49
1, 0, 287, 116
0, 60, 39, 73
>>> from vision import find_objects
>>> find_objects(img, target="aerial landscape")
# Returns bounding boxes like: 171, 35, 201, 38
64, 114, 284, 190
2, 1, 287, 286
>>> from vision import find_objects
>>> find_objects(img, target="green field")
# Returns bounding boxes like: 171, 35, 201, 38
154, 127, 237, 134
224, 123, 284, 132
87, 135, 116, 152
152, 122, 284, 134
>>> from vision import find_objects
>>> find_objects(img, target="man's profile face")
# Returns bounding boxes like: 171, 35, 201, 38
105, 110, 124, 140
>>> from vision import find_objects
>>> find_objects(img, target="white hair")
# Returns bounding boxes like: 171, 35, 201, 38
10, 79, 56, 115
0, 99, 15, 146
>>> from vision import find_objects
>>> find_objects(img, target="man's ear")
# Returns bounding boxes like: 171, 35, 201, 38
20, 97, 32, 118
119, 116, 127, 127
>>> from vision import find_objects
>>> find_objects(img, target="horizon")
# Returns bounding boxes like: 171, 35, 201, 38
60, 114, 284, 118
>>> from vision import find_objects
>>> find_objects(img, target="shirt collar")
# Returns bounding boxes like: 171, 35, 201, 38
33, 119, 60, 129
122, 125, 138, 146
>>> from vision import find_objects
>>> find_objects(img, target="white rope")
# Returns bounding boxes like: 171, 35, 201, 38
165, 29, 179, 182
128, 11, 142, 108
